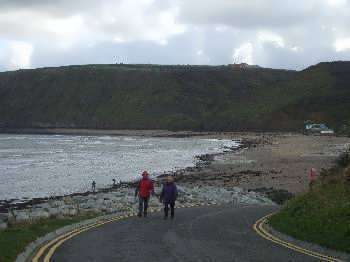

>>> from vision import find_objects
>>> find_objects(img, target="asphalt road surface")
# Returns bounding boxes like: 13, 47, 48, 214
52, 205, 320, 262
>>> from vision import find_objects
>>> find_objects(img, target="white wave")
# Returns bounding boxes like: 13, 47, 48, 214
0, 136, 29, 140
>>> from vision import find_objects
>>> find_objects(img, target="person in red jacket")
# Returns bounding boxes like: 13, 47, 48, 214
308, 167, 317, 190
135, 171, 154, 217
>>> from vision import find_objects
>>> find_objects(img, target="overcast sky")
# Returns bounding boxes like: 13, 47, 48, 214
0, 0, 350, 72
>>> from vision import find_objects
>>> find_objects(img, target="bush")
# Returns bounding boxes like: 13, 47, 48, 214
336, 151, 350, 167
343, 167, 350, 182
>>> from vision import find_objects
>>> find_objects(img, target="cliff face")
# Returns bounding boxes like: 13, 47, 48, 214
0, 62, 349, 132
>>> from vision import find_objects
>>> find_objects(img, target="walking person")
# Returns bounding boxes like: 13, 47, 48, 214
135, 171, 154, 218
160, 176, 178, 220
309, 167, 317, 191
91, 180, 96, 193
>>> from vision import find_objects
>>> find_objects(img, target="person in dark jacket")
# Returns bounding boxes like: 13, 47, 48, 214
160, 176, 178, 219
91, 180, 96, 193
135, 171, 154, 217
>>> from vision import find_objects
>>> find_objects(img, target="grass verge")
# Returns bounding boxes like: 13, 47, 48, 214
0, 215, 96, 262
269, 151, 350, 253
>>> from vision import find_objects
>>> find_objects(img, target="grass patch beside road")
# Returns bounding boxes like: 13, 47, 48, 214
269, 151, 350, 253
0, 215, 96, 262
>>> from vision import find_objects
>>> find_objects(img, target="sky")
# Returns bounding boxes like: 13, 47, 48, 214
0, 0, 350, 72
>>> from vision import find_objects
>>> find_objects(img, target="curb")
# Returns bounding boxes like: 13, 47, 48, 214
17, 202, 214, 262
253, 213, 349, 262
15, 213, 121, 262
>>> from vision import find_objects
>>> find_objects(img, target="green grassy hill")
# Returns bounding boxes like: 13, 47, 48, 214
269, 151, 350, 253
0, 62, 349, 132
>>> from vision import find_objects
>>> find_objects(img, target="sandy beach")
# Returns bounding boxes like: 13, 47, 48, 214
173, 133, 350, 196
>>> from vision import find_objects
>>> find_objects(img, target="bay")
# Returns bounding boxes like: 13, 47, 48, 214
0, 134, 239, 200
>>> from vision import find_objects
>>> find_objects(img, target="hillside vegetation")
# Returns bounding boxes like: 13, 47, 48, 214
0, 62, 349, 132
269, 151, 350, 253
0, 215, 96, 262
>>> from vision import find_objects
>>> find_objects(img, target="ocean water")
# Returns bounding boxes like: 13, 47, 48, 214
0, 134, 239, 200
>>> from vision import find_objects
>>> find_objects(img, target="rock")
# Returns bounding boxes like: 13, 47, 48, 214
57, 207, 70, 217
68, 208, 78, 216
46, 208, 61, 217
49, 200, 64, 208
9, 210, 30, 223
78, 208, 96, 215
84, 199, 96, 208
63, 196, 73, 205
96, 198, 105, 206
72, 196, 85, 203
0, 222, 7, 230
0, 213, 8, 222
30, 210, 50, 220
103, 200, 113, 207
79, 202, 91, 210
104, 208, 115, 214
35, 203, 50, 210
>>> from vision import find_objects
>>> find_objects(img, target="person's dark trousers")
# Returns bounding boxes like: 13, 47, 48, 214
138, 197, 149, 217
164, 202, 175, 219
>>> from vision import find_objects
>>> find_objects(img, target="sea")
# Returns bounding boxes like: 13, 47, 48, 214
0, 134, 239, 201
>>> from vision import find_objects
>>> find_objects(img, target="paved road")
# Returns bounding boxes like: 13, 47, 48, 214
52, 205, 319, 262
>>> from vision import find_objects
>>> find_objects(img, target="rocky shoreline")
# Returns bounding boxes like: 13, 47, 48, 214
0, 185, 274, 229
0, 136, 272, 229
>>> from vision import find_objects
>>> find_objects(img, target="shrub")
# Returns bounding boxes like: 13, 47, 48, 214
343, 167, 350, 182
336, 151, 350, 167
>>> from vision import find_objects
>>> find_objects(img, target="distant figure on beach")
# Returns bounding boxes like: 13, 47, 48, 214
308, 167, 317, 190
135, 171, 154, 217
160, 176, 178, 220
112, 179, 116, 187
92, 180, 96, 192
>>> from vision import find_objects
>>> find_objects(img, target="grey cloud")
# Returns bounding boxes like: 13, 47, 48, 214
178, 0, 321, 28
0, 0, 100, 16
0, 0, 180, 42
0, 0, 350, 71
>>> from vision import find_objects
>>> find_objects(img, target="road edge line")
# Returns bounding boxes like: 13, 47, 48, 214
253, 213, 347, 262
31, 203, 210, 261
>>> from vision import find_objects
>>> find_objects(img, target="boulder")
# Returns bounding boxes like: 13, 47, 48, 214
79, 203, 91, 210
57, 207, 70, 217
68, 208, 78, 216
35, 203, 50, 210
9, 210, 30, 223
95, 198, 105, 206
63, 196, 73, 204
49, 200, 64, 208
84, 199, 97, 209
72, 195, 85, 203
0, 222, 7, 230
46, 208, 61, 217
29, 210, 50, 220
0, 213, 8, 222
